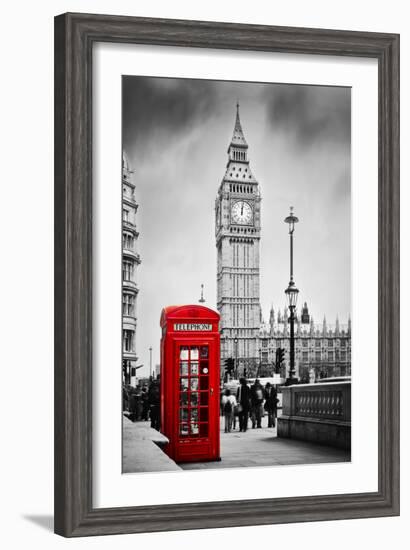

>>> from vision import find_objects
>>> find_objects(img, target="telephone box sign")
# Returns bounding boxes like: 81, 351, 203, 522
174, 323, 212, 331
160, 305, 220, 464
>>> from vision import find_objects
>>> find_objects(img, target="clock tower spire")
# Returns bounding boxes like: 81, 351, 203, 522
215, 103, 261, 377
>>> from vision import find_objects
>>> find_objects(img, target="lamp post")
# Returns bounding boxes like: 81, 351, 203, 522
234, 336, 238, 380
149, 346, 153, 379
284, 207, 299, 385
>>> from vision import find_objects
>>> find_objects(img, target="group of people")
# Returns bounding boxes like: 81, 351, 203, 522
124, 379, 161, 431
221, 378, 279, 433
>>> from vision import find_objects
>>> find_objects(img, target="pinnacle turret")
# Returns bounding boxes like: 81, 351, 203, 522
230, 102, 248, 148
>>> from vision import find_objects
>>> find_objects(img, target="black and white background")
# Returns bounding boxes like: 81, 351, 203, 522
123, 76, 351, 376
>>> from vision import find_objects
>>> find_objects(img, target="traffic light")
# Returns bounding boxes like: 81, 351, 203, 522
275, 347, 285, 373
224, 357, 235, 380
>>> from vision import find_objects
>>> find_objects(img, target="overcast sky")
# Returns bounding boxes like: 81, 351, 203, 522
123, 76, 351, 376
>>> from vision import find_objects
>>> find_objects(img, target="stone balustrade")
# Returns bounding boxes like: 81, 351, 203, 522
277, 380, 351, 450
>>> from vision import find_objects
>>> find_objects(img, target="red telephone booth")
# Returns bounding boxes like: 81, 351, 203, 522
160, 305, 220, 463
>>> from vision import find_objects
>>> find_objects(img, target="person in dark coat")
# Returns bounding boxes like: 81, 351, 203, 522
264, 382, 279, 428
250, 379, 265, 428
129, 386, 139, 422
148, 380, 160, 431
236, 378, 251, 432
141, 387, 150, 421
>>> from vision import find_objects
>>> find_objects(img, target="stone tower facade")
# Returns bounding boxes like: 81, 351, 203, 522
215, 104, 261, 370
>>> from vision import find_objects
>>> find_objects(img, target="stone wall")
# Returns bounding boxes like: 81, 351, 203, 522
277, 380, 351, 450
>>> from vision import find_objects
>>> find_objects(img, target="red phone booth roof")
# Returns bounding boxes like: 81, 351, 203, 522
160, 304, 220, 326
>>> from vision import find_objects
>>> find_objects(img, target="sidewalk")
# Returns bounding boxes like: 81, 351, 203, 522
122, 415, 350, 474
181, 419, 350, 471
122, 416, 182, 473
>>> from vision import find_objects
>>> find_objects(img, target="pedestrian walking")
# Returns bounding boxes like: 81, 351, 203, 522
129, 386, 139, 422
221, 389, 237, 433
122, 385, 129, 412
148, 379, 160, 431
141, 387, 149, 421
236, 378, 251, 432
264, 382, 279, 428
250, 378, 264, 428
135, 390, 143, 420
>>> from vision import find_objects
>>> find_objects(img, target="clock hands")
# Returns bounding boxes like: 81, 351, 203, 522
232, 201, 251, 224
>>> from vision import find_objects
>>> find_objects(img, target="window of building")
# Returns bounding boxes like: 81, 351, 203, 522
328, 351, 334, 361
262, 340, 268, 348
123, 209, 129, 222
315, 351, 321, 361
328, 339, 333, 347
341, 351, 346, 361
122, 294, 135, 316
340, 339, 346, 347
302, 352, 308, 361
123, 234, 134, 250
302, 339, 308, 347
123, 329, 134, 352
315, 340, 321, 348
122, 260, 134, 281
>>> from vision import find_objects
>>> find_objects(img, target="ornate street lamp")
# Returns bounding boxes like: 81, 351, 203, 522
284, 207, 299, 385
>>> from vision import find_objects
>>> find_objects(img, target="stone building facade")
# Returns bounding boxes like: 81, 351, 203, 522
259, 303, 351, 382
122, 152, 141, 387
215, 103, 262, 366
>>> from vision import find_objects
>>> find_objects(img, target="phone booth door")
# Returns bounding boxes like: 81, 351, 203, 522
178, 343, 212, 443
174, 338, 220, 462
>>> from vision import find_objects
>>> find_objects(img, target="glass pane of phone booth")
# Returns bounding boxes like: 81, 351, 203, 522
179, 345, 209, 438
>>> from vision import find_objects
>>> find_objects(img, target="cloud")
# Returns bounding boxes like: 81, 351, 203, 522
264, 85, 351, 148
122, 76, 351, 375
122, 76, 219, 155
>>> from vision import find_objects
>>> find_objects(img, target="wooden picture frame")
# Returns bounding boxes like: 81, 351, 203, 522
54, 12, 400, 537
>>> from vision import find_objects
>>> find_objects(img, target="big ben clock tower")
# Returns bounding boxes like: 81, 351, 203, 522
215, 103, 261, 373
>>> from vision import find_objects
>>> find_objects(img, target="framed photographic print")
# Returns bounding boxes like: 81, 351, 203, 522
54, 13, 400, 537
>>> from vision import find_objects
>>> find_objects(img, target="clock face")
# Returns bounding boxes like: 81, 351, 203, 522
231, 201, 253, 225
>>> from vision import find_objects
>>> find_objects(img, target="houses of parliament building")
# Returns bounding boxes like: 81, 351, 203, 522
215, 104, 351, 382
